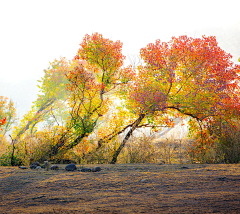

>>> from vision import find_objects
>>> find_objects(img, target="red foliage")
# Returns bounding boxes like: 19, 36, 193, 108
0, 117, 6, 131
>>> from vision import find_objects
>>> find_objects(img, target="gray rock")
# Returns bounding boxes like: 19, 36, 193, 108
42, 161, 50, 169
36, 166, 42, 169
80, 168, 92, 172
31, 162, 40, 166
92, 166, 101, 172
140, 179, 148, 183
30, 162, 41, 169
30, 165, 37, 169
19, 166, 27, 169
50, 165, 59, 170
65, 163, 77, 171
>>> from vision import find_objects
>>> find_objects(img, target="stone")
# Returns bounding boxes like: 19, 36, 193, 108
42, 161, 49, 168
140, 179, 148, 183
31, 195, 46, 200
42, 161, 50, 170
31, 162, 40, 166
50, 165, 59, 170
30, 165, 37, 169
30, 161, 41, 169
80, 168, 92, 172
36, 166, 42, 169
65, 163, 77, 171
19, 166, 27, 169
92, 166, 101, 172
218, 176, 227, 181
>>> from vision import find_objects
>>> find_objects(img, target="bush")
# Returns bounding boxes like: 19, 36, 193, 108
0, 145, 22, 166
218, 122, 240, 163
119, 134, 159, 164
189, 118, 240, 164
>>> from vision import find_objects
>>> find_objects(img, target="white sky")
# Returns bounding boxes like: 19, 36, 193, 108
1, 0, 240, 118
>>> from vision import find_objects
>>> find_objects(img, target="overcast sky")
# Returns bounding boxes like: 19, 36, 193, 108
1, 0, 240, 118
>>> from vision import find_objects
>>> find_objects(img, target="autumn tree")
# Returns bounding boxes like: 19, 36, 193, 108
12, 58, 70, 141
0, 96, 17, 137
0, 96, 18, 165
7, 34, 239, 164
110, 35, 240, 163
6, 58, 71, 165
48, 33, 127, 159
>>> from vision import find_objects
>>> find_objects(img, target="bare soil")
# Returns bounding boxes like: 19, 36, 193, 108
0, 164, 240, 214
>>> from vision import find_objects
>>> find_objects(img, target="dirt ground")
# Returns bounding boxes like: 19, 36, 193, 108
0, 163, 240, 214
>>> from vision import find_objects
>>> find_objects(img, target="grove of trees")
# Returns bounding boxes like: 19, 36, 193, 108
1, 33, 240, 166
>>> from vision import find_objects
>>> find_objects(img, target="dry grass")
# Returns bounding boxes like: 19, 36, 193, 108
0, 164, 240, 213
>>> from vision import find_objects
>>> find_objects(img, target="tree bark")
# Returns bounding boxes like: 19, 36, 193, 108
110, 113, 145, 164
14, 98, 56, 141
9, 135, 16, 166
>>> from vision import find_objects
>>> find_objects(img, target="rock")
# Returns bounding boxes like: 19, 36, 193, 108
36, 166, 42, 169
30, 162, 41, 169
181, 166, 189, 169
65, 163, 77, 171
140, 179, 148, 183
19, 166, 27, 169
31, 162, 40, 166
31, 195, 46, 200
42, 161, 49, 168
92, 166, 101, 172
80, 168, 92, 172
30, 165, 37, 169
50, 165, 59, 170
218, 176, 227, 181
42, 161, 50, 170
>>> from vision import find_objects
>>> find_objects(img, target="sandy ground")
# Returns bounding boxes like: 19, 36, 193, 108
0, 163, 240, 213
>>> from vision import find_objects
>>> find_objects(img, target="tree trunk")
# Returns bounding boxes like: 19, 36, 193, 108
10, 143, 15, 166
14, 98, 56, 141
110, 114, 145, 164
9, 135, 16, 166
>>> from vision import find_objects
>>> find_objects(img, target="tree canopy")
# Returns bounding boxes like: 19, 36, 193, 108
1, 33, 240, 165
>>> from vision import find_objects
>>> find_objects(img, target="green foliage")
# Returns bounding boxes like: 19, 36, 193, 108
0, 145, 21, 166
36, 57, 70, 105
72, 116, 97, 136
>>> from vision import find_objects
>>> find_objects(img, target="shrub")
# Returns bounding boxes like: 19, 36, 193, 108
119, 134, 159, 164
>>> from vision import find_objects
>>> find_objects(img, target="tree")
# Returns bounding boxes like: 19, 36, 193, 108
48, 33, 127, 158
0, 97, 19, 166
0, 96, 17, 137
110, 35, 240, 163
11, 57, 70, 142
6, 58, 71, 165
